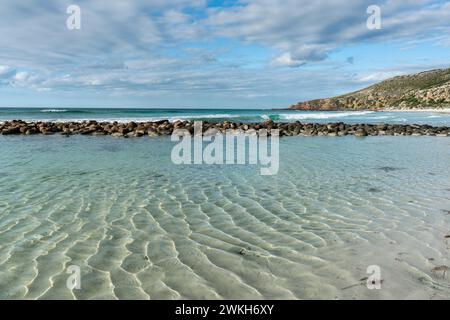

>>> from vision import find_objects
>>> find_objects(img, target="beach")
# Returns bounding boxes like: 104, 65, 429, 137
1, 109, 450, 299
1, 134, 450, 299
383, 108, 450, 114
1, 0, 449, 305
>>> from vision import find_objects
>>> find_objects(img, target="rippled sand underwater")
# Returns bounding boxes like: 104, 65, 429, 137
1, 135, 450, 299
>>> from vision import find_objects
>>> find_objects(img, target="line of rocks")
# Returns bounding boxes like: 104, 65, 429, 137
0, 120, 449, 137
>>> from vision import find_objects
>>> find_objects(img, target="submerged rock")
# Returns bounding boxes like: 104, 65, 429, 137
376, 166, 403, 172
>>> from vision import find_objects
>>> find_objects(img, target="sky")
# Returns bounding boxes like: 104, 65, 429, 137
0, 0, 449, 109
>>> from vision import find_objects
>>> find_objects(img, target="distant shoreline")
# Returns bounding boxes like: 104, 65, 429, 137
280, 108, 450, 113
288, 68, 450, 112
382, 108, 450, 114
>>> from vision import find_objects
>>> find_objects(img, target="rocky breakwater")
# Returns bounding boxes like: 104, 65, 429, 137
0, 120, 449, 137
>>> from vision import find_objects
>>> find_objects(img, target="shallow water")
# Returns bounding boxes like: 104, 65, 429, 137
1, 135, 450, 299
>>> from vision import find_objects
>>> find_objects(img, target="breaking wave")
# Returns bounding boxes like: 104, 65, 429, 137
263, 111, 375, 121
40, 109, 68, 113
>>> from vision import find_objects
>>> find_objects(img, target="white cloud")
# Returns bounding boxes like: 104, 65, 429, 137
0, 65, 13, 76
0, 0, 449, 107
207, 0, 450, 64
271, 53, 305, 68
356, 71, 404, 83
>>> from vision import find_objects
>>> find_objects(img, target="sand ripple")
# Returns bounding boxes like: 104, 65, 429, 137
1, 136, 450, 299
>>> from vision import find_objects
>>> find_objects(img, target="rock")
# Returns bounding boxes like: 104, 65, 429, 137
0, 120, 449, 138
80, 129, 95, 135
263, 119, 274, 128
111, 132, 123, 137
2, 126, 20, 135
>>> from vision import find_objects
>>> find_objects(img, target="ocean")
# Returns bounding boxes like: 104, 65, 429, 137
1, 107, 450, 126
1, 108, 450, 299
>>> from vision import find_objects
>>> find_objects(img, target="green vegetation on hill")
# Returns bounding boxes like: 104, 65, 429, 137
289, 68, 450, 110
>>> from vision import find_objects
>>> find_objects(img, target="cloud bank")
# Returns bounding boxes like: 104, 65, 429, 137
0, 0, 449, 107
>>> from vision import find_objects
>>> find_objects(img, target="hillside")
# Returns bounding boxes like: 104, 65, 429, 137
289, 68, 450, 110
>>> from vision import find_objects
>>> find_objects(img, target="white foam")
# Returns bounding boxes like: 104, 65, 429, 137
40, 109, 68, 113
31, 114, 243, 123
372, 116, 390, 120
278, 111, 374, 120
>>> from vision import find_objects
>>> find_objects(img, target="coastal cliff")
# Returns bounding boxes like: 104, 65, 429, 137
289, 68, 450, 110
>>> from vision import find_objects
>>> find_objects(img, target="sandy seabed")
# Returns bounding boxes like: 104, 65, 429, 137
0, 135, 450, 299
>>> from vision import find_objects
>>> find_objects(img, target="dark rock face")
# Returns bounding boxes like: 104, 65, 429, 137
0, 120, 449, 138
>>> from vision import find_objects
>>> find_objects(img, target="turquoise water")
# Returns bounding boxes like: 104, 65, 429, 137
1, 134, 450, 299
2, 107, 450, 126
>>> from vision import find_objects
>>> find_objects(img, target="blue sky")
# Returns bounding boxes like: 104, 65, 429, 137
0, 0, 449, 109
